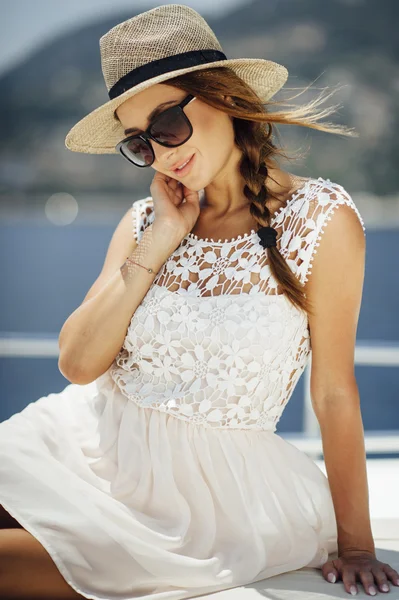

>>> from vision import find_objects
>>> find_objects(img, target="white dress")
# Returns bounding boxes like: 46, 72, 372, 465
0, 176, 366, 600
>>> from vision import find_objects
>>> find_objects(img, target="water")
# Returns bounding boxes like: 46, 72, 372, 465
1, 223, 398, 434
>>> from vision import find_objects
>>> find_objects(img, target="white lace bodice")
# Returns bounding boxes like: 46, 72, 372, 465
109, 177, 366, 431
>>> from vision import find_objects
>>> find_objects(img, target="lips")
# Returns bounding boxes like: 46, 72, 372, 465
171, 154, 195, 172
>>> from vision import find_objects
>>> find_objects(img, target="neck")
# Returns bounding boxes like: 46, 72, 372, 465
201, 155, 298, 218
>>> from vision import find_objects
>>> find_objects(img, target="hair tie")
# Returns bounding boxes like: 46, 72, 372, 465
257, 226, 278, 248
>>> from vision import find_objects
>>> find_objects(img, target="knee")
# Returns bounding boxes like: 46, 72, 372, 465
0, 530, 16, 585
0, 528, 20, 561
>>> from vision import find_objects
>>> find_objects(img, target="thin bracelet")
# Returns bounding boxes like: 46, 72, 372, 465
125, 256, 153, 274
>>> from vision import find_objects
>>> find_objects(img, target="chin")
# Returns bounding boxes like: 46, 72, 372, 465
186, 182, 205, 193
196, 173, 217, 191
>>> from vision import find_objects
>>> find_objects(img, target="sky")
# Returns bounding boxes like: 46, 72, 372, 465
0, 0, 249, 77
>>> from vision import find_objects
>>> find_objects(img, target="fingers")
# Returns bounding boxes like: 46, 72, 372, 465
341, 568, 359, 596
340, 568, 376, 596
323, 563, 399, 596
167, 179, 183, 204
357, 570, 377, 596
382, 563, 399, 586
371, 566, 391, 593
322, 561, 338, 583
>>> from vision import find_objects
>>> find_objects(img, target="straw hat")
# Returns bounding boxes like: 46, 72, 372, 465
65, 3, 288, 155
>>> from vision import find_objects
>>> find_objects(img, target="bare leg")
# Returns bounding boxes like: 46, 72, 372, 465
0, 528, 86, 599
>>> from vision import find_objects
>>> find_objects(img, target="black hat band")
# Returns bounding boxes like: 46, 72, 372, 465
108, 49, 227, 100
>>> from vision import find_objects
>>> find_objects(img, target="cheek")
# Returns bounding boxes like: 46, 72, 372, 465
205, 110, 230, 139
193, 113, 233, 160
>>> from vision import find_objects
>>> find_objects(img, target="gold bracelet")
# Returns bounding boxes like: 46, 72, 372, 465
125, 256, 153, 274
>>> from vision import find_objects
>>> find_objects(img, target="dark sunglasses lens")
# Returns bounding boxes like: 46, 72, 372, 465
150, 107, 191, 145
122, 138, 153, 166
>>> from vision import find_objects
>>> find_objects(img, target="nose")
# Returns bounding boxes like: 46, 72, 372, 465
151, 140, 182, 170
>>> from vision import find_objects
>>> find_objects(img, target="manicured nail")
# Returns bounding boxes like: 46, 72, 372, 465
381, 583, 389, 592
369, 587, 376, 596
350, 585, 357, 595
327, 573, 336, 583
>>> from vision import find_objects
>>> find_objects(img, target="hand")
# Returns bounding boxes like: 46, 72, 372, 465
322, 549, 399, 595
150, 170, 201, 240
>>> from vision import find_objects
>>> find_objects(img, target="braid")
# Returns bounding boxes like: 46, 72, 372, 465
164, 65, 355, 315
234, 120, 314, 315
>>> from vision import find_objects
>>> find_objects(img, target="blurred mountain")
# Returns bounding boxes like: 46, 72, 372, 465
0, 0, 398, 202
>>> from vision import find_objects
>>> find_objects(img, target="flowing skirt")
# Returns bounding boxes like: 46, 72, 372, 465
0, 370, 338, 600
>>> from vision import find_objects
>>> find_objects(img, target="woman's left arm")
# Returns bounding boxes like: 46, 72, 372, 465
304, 202, 399, 596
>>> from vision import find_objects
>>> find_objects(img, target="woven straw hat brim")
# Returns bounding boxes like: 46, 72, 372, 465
65, 58, 288, 154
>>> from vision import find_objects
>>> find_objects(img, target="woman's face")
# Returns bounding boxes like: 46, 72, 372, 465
115, 83, 237, 192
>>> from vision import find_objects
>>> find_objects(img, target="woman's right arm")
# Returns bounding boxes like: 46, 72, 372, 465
58, 214, 181, 385
58, 173, 201, 385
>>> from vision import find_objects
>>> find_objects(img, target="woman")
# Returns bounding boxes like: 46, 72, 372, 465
0, 4, 398, 599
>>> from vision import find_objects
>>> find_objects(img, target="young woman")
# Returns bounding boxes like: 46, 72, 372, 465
1, 4, 398, 599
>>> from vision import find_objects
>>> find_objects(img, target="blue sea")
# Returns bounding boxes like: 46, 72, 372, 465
1, 223, 398, 441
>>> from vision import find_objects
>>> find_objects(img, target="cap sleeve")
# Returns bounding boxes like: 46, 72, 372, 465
286, 179, 366, 286
132, 196, 155, 243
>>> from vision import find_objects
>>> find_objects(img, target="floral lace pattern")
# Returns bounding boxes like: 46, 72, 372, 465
109, 177, 365, 431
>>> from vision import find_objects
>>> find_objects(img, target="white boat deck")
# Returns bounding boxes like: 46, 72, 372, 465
199, 459, 399, 599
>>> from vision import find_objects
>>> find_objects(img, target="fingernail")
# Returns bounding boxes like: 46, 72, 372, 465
369, 586, 377, 596
327, 573, 336, 583
350, 585, 357, 595
381, 583, 389, 592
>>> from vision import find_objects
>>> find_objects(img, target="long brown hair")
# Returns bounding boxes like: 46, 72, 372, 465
161, 66, 357, 316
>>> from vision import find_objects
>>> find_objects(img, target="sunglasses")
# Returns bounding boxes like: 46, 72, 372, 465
116, 94, 197, 168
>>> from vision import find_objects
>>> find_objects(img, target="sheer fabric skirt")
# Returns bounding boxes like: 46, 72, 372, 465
0, 371, 338, 600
